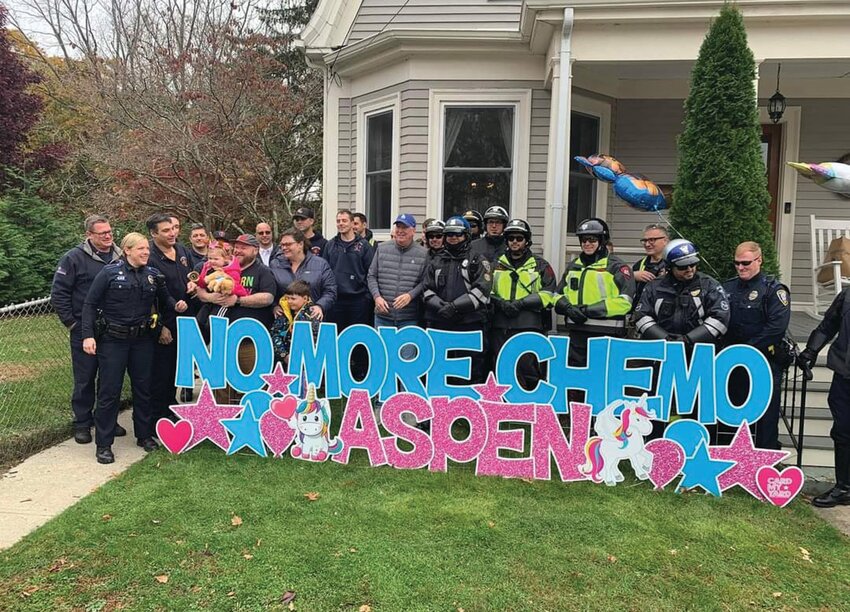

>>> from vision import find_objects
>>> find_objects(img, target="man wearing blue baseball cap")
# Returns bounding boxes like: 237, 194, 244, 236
368, 214, 427, 332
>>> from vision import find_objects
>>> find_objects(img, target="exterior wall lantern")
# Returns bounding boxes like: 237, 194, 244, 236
768, 63, 787, 124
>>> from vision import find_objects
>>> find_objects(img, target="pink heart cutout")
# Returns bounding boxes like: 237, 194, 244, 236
757, 466, 804, 508
271, 395, 298, 421
646, 438, 686, 490
260, 411, 296, 458
155, 418, 193, 454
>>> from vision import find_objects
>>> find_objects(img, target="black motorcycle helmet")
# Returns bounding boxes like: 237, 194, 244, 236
503, 218, 532, 245
576, 217, 610, 244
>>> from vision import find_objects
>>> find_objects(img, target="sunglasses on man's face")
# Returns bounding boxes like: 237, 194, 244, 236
257, 231, 271, 235
674, 263, 697, 271
426, 234, 443, 240
505, 235, 526, 243
734, 260, 755, 267
579, 236, 599, 244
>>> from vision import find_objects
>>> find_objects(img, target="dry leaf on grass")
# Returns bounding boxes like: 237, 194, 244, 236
304, 492, 320, 501
487, 521, 495, 528
606, 555, 618, 563
281, 591, 297, 604
349, 547, 358, 553
20, 585, 39, 598
799, 547, 813, 563
359, 605, 372, 612
773, 592, 783, 598
155, 575, 169, 584
243, 553, 254, 560
669, 549, 678, 556
231, 515, 243, 527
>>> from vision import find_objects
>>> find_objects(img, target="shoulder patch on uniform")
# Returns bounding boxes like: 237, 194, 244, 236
56, 265, 66, 275
148, 274, 155, 284
619, 265, 632, 279
690, 289, 701, 297
481, 260, 491, 273
777, 288, 789, 307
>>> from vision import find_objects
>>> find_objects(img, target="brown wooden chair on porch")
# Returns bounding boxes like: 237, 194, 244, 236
810, 214, 850, 317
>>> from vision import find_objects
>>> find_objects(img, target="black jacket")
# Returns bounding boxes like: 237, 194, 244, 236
148, 241, 192, 331
804, 287, 850, 379
722, 273, 790, 353
634, 272, 730, 345
423, 240, 492, 326
51, 241, 122, 329
469, 234, 506, 264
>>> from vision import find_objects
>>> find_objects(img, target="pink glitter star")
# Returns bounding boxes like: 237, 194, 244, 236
709, 423, 789, 499
473, 372, 511, 402
171, 382, 242, 452
261, 363, 298, 395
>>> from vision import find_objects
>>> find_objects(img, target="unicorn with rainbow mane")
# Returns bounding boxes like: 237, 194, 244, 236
581, 393, 656, 486
289, 384, 344, 462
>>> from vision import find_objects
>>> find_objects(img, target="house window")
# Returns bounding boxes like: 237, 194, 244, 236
365, 110, 393, 230
568, 112, 600, 233
442, 106, 514, 219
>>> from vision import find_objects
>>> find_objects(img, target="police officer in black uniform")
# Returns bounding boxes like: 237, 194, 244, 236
51, 214, 124, 444
634, 239, 730, 347
797, 288, 850, 508
470, 205, 509, 264
423, 216, 492, 383
722, 241, 790, 450
462, 210, 484, 240
422, 218, 445, 259
82, 232, 187, 464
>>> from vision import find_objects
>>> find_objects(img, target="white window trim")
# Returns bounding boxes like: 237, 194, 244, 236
356, 93, 401, 234
568, 93, 611, 235
426, 89, 532, 222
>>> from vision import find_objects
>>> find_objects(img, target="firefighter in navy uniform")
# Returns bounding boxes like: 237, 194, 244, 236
491, 219, 556, 389
722, 241, 790, 450
797, 288, 850, 508
423, 216, 492, 383
81, 233, 187, 464
553, 218, 635, 366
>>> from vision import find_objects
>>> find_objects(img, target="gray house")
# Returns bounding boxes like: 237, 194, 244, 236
299, 0, 850, 313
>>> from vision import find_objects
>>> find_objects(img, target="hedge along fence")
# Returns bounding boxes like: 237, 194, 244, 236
0, 297, 131, 466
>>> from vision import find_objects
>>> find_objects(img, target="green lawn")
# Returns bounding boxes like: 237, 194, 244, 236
0, 314, 130, 465
1, 447, 849, 611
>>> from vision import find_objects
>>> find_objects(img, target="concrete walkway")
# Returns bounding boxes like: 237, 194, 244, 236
0, 410, 146, 550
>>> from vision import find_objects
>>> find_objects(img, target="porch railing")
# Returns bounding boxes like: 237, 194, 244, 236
780, 363, 809, 468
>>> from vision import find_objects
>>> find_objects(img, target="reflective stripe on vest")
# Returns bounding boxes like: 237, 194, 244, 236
493, 256, 541, 301
562, 257, 628, 316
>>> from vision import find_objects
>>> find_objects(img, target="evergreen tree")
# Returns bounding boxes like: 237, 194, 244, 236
672, 4, 778, 280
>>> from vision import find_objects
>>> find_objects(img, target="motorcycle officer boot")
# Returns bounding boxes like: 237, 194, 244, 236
813, 447, 850, 508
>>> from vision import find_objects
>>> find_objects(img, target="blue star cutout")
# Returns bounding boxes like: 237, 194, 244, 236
677, 439, 734, 496
222, 404, 267, 457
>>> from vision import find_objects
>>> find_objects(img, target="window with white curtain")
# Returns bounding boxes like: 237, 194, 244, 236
442, 106, 514, 219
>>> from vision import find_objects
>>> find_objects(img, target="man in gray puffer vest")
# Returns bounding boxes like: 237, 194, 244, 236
367, 214, 427, 344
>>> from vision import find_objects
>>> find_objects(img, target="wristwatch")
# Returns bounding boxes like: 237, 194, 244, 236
235, 296, 241, 306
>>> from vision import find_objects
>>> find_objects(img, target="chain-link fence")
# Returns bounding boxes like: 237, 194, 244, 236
0, 297, 130, 467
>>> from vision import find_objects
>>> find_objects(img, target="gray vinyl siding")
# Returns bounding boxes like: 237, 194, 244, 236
338, 80, 550, 238
607, 99, 684, 262
338, 98, 355, 209
347, 0, 522, 44
790, 100, 850, 304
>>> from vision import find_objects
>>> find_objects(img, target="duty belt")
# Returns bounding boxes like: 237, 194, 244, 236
105, 322, 150, 339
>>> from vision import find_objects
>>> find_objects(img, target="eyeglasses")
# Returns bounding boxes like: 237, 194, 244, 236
640, 236, 665, 244
505, 235, 526, 243
279, 241, 297, 248
89, 230, 113, 237
579, 236, 599, 244
734, 260, 755, 267
674, 263, 697, 270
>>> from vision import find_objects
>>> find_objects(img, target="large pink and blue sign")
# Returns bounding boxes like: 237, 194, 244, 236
159, 316, 804, 507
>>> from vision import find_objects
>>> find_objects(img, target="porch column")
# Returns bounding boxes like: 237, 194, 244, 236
546, 8, 575, 277
754, 59, 763, 104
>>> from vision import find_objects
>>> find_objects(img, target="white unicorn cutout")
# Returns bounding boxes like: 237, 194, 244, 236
288, 384, 344, 462
581, 394, 656, 486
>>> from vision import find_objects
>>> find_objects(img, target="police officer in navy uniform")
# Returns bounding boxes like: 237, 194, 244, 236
147, 213, 193, 422
82, 232, 187, 464
423, 216, 492, 383
798, 288, 850, 508
722, 241, 790, 450
462, 210, 484, 240
51, 214, 124, 444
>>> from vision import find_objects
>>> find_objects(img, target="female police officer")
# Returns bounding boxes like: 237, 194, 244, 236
82, 232, 187, 464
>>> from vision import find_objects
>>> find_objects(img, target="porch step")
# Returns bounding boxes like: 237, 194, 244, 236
785, 448, 834, 470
